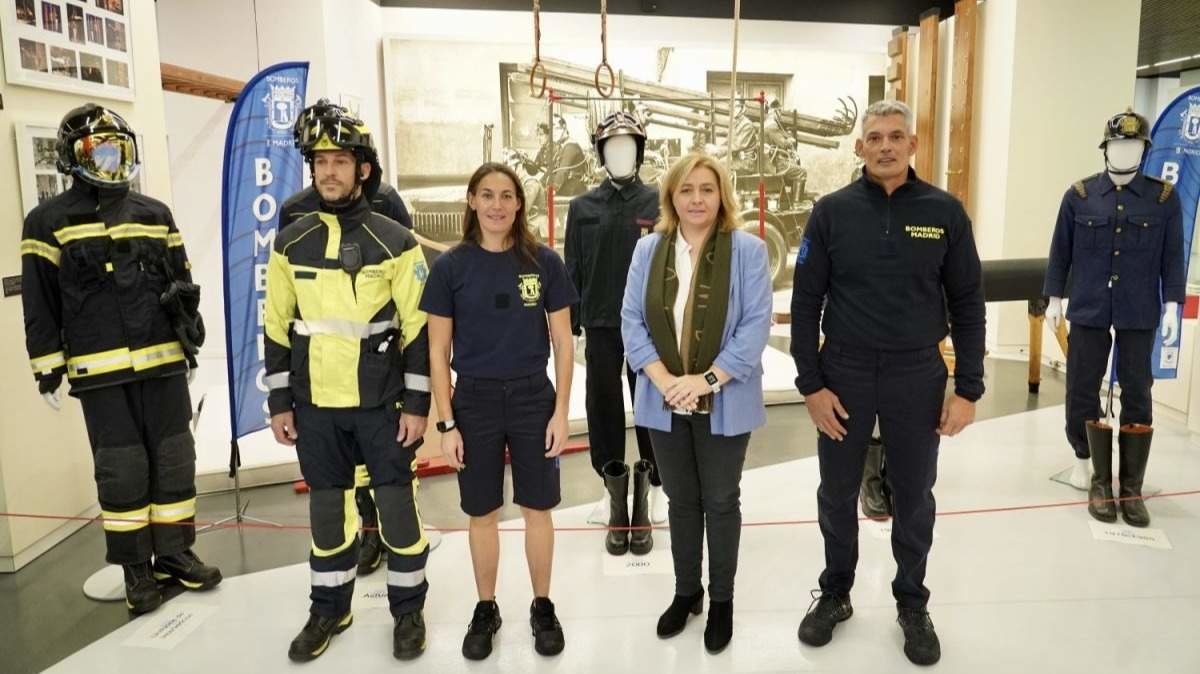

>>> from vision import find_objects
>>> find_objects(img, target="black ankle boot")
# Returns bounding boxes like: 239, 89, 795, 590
153, 549, 222, 591
123, 561, 162, 615
287, 611, 353, 662
704, 599, 733, 654
630, 460, 654, 555
657, 589, 704, 638
602, 461, 630, 555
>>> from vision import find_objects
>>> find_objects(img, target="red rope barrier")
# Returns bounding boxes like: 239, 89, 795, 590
5, 489, 1196, 535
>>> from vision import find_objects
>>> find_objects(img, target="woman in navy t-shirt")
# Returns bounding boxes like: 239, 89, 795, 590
419, 162, 577, 660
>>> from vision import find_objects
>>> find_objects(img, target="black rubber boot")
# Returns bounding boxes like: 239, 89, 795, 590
124, 561, 162, 615
1118, 424, 1153, 527
357, 489, 384, 576
603, 461, 630, 556
152, 549, 222, 591
287, 611, 353, 662
1085, 421, 1117, 523
860, 437, 892, 520
630, 460, 654, 555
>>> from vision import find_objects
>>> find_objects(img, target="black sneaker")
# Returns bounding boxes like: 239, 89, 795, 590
897, 607, 941, 665
123, 562, 162, 615
530, 597, 565, 656
153, 549, 222, 591
357, 529, 384, 576
797, 589, 853, 647
393, 609, 426, 660
462, 600, 502, 660
288, 612, 353, 662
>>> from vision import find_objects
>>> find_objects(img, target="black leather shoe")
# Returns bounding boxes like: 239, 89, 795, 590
153, 549, 222, 590
357, 528, 385, 575
797, 590, 853, 647
704, 599, 733, 654
124, 562, 162, 615
656, 589, 704, 638
462, 600, 502, 661
393, 609, 426, 660
897, 607, 940, 665
530, 597, 565, 656
288, 612, 353, 662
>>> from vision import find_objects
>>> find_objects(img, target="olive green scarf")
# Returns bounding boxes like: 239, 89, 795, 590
644, 228, 732, 405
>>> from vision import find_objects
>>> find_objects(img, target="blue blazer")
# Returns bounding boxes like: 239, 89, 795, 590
621, 230, 772, 436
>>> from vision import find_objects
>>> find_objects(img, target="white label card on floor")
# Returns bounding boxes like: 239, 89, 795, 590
863, 519, 939, 541
602, 548, 674, 576
1088, 521, 1172, 550
122, 603, 218, 650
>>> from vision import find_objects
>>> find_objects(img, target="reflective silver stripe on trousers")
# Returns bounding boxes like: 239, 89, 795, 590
404, 374, 431, 392
293, 318, 397, 339
387, 569, 426, 588
265, 372, 290, 390
311, 568, 357, 588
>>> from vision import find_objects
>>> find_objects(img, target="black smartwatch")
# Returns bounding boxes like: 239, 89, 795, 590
436, 419, 457, 433
703, 370, 721, 394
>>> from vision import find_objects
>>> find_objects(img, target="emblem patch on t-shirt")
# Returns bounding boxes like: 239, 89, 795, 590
518, 273, 542, 307
904, 225, 944, 240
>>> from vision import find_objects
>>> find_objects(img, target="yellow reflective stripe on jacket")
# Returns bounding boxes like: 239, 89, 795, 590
54, 222, 107, 244
108, 223, 169, 240
67, 341, 185, 378
293, 317, 398, 338
29, 351, 66, 374
167, 232, 185, 248
53, 222, 171, 245
21, 239, 62, 266
150, 498, 196, 523
101, 506, 150, 532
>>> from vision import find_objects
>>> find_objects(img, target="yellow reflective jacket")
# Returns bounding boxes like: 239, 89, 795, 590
264, 196, 430, 414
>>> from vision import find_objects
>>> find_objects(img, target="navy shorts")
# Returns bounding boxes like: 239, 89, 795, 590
452, 373, 561, 516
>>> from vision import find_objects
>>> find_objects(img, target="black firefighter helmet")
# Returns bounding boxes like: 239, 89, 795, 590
592, 110, 647, 167
293, 99, 383, 199
55, 103, 140, 187
1100, 107, 1152, 148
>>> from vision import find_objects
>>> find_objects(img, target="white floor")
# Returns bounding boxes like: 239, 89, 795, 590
50, 405, 1200, 673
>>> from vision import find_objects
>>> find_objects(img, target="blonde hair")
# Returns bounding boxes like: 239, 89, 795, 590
656, 152, 741, 236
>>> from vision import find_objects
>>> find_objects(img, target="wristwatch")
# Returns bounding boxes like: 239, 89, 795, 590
703, 370, 721, 394
436, 419, 457, 433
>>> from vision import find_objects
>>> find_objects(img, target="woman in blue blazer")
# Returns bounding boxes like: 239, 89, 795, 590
621, 152, 772, 653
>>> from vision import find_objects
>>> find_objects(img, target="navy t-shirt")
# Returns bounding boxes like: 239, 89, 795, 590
419, 242, 578, 379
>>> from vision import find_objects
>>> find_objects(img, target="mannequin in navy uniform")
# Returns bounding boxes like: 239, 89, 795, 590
1044, 108, 1185, 527
564, 111, 666, 555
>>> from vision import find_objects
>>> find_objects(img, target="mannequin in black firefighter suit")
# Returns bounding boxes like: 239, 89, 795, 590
268, 105, 432, 662
277, 99, 417, 579
1044, 109, 1185, 527
564, 111, 663, 556
20, 104, 221, 615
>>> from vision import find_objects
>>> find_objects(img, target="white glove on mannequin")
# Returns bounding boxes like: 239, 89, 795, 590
42, 390, 62, 411
1046, 296, 1064, 332
187, 366, 198, 384
1162, 301, 1180, 346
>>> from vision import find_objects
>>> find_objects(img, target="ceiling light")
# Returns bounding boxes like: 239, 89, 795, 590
1152, 56, 1191, 67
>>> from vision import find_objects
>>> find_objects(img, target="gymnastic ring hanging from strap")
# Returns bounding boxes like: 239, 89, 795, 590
593, 0, 615, 98
529, 0, 547, 98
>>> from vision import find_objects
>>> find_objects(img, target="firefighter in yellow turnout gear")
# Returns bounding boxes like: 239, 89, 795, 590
266, 105, 432, 662
20, 104, 221, 616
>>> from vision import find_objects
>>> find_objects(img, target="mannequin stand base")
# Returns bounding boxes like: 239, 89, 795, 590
1049, 466, 1161, 497
82, 564, 125, 602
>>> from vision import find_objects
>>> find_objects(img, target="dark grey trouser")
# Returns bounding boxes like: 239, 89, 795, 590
648, 413, 750, 602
